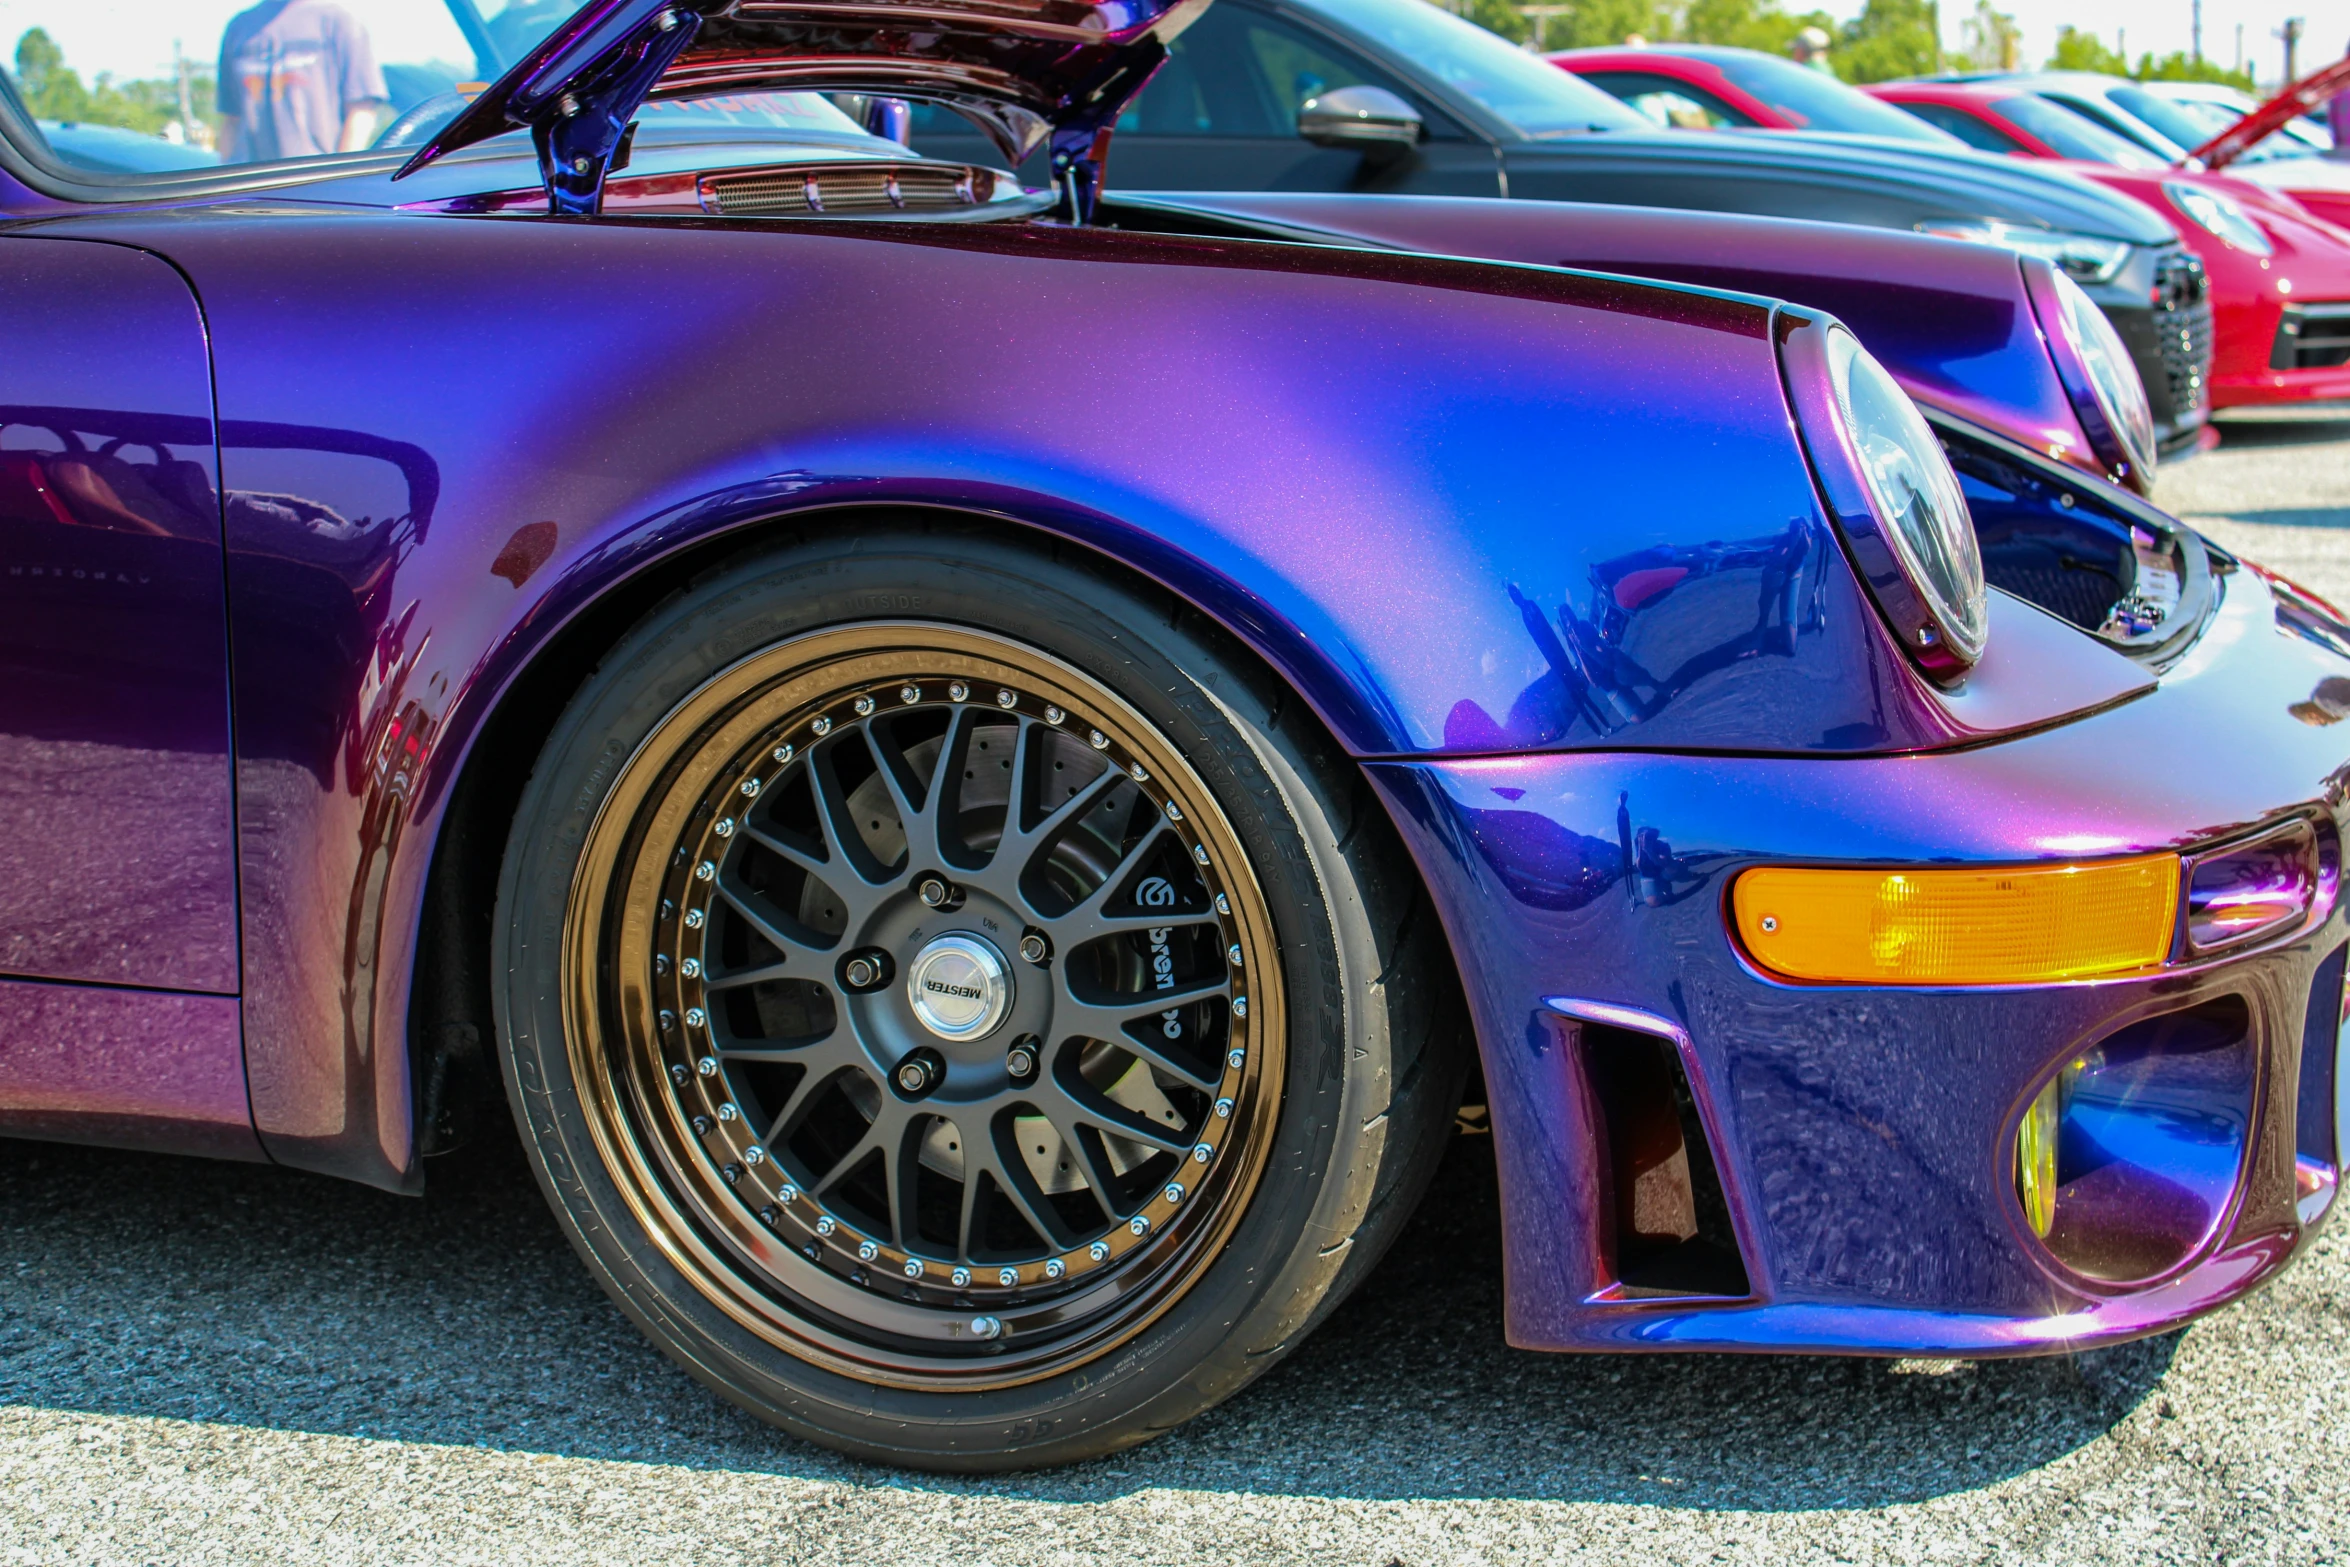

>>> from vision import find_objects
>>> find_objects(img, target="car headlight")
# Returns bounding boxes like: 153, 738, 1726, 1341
2020, 257, 2158, 487
1916, 219, 2131, 284
2163, 180, 2274, 257
1780, 317, 1988, 678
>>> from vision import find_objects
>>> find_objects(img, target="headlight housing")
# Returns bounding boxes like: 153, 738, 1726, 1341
1780, 317, 1988, 679
2020, 257, 2158, 488
1916, 219, 2131, 284
2163, 180, 2274, 257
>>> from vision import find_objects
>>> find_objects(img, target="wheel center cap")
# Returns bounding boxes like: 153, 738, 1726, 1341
905, 932, 1012, 1042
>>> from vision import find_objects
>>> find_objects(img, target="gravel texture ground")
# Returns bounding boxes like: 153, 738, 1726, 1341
4, 418, 2350, 1566
2158, 410, 2350, 607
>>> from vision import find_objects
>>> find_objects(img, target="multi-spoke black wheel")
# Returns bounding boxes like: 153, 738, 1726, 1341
495, 528, 1466, 1469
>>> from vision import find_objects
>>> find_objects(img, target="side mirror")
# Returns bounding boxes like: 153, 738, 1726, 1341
1298, 85, 1423, 161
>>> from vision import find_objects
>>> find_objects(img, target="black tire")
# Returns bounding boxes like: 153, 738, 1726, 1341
492, 519, 1467, 1470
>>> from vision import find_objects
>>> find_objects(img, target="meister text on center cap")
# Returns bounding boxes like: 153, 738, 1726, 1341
906, 932, 1012, 1041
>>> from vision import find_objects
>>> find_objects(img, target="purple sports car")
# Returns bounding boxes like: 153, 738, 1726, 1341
0, 0, 2339, 1471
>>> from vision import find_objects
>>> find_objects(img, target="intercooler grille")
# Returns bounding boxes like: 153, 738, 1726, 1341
2151, 249, 2212, 418
2271, 303, 2350, 370
699, 163, 995, 217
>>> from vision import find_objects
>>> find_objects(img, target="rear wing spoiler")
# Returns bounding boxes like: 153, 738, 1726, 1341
396, 0, 1206, 220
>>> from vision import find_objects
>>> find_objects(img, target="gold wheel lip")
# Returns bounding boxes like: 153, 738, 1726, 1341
560, 622, 1287, 1392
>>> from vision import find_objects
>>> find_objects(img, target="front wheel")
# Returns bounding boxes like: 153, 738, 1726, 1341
493, 526, 1464, 1469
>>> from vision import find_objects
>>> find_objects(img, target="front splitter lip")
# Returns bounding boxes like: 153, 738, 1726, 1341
1529, 1225, 2304, 1356
2213, 369, 2350, 407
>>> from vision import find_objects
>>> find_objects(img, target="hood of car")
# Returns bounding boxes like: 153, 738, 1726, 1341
397, 0, 1203, 213
2192, 56, 2350, 171
1516, 127, 2177, 245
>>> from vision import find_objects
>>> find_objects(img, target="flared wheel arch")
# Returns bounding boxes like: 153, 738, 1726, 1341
402, 501, 1476, 1178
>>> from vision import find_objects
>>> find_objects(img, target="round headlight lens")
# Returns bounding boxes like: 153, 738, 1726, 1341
2050, 269, 2157, 479
1822, 327, 1989, 665
2163, 180, 2274, 257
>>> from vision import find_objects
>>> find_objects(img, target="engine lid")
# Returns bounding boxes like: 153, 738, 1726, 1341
394, 0, 1205, 218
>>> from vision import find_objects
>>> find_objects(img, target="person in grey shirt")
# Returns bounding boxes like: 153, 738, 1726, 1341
216, 0, 389, 162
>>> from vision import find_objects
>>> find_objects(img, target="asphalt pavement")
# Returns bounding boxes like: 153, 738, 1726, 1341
5, 416, 2350, 1566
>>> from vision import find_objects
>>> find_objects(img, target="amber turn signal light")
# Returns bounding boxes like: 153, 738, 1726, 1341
1733, 855, 2180, 985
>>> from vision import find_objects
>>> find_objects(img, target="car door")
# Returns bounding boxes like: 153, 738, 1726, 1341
0, 234, 238, 994
909, 0, 1503, 196
0, 232, 251, 1155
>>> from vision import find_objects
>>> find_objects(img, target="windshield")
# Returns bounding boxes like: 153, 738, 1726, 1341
2106, 84, 2234, 155
2153, 87, 2329, 148
1705, 50, 1956, 143
1998, 93, 2165, 166
0, 1, 871, 174
2151, 87, 2328, 163
1322, 0, 1645, 136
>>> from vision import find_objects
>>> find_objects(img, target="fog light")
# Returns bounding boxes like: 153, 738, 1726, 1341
1734, 855, 2178, 985
2185, 821, 2318, 956
2011, 996, 2256, 1283
2016, 1061, 2072, 1238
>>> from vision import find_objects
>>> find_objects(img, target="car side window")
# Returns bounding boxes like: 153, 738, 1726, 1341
1576, 71, 1753, 130
1898, 100, 2021, 153
2036, 91, 2172, 155
1117, 3, 1412, 138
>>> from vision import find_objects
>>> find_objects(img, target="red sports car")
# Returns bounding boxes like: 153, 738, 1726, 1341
1866, 79, 2350, 411
1553, 46, 2350, 412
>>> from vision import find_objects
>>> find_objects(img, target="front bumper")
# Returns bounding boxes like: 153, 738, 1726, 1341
2212, 298, 2350, 408
1372, 563, 2347, 1356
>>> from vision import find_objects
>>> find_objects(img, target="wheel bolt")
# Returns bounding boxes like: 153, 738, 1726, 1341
894, 1049, 944, 1098
915, 875, 961, 910
1018, 931, 1050, 964
840, 948, 893, 990
1005, 1036, 1040, 1082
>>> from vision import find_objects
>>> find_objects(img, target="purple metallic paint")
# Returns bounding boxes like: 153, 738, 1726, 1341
1372, 565, 2349, 1353
0, 235, 239, 995
1137, 193, 2118, 491
0, 976, 258, 1159
9, 204, 2088, 1187
6, 198, 2270, 1254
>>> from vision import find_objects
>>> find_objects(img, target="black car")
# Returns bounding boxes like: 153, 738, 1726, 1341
908, 0, 2211, 456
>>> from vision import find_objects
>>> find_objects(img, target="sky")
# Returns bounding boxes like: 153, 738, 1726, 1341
1, 0, 2347, 92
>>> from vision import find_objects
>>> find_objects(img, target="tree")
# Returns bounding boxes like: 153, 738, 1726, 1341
1449, 0, 1532, 45
1832, 0, 1941, 82
1681, 0, 1837, 55
1957, 0, 2020, 70
2047, 25, 2128, 73
2135, 50, 2256, 89
1510, 0, 1675, 49
11, 27, 208, 137
14, 28, 90, 122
